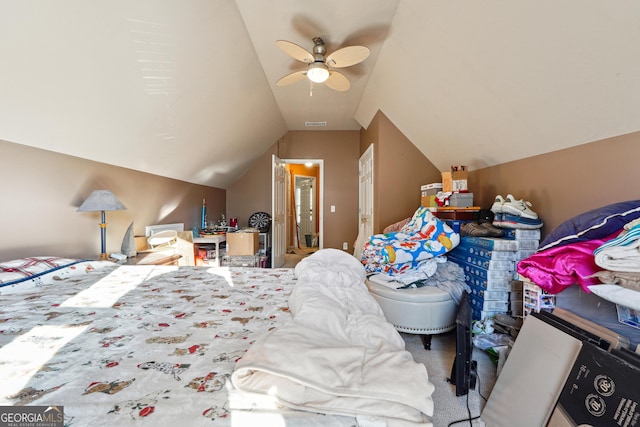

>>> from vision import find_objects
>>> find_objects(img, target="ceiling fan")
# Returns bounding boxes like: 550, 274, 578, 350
276, 37, 370, 92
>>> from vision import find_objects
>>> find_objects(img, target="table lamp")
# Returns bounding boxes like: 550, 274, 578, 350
77, 190, 127, 259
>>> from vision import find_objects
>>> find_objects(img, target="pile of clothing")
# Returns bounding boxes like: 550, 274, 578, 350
517, 200, 640, 294
361, 207, 460, 276
591, 219, 640, 289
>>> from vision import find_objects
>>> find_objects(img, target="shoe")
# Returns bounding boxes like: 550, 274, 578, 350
492, 212, 503, 227
460, 222, 491, 237
491, 195, 505, 214
500, 213, 543, 229
479, 222, 506, 237
502, 194, 538, 219
476, 209, 494, 224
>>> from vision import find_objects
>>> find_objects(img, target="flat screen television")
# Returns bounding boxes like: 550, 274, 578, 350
449, 291, 477, 396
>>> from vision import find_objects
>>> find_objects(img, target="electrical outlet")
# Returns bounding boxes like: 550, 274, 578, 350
342, 242, 348, 250
331, 205, 336, 213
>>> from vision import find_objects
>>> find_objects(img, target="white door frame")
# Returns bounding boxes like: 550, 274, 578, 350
282, 159, 324, 250
294, 174, 316, 246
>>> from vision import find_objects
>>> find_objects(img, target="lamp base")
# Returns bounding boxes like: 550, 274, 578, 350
99, 253, 110, 260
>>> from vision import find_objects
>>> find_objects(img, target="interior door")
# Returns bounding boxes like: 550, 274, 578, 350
296, 176, 315, 246
356, 144, 374, 256
271, 154, 287, 267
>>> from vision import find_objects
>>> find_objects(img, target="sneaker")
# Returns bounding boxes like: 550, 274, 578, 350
500, 213, 543, 229
460, 222, 491, 237
492, 212, 503, 227
502, 194, 538, 219
479, 222, 506, 237
491, 195, 505, 214
476, 209, 494, 224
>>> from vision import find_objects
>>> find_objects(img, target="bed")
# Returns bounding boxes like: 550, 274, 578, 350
0, 250, 434, 426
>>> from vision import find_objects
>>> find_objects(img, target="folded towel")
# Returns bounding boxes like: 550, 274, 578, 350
594, 222, 640, 255
587, 270, 640, 291
594, 238, 640, 272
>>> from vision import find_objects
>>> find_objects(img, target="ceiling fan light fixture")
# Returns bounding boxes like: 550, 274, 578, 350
307, 62, 329, 83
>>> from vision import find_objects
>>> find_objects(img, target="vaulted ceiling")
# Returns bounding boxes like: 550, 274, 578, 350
2, 1, 639, 188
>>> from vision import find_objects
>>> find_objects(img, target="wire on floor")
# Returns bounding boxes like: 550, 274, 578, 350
446, 362, 488, 427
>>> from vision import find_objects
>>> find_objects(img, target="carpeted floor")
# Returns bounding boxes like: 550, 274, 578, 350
402, 331, 497, 427
281, 250, 497, 426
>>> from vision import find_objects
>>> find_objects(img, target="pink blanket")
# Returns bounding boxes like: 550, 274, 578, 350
517, 234, 616, 294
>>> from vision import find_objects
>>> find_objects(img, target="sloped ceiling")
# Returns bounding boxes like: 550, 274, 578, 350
2, 1, 639, 188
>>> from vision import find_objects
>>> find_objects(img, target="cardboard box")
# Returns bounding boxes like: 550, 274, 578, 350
443, 219, 465, 233
442, 171, 468, 192
548, 342, 640, 427
421, 195, 438, 208
421, 183, 442, 196
226, 232, 259, 256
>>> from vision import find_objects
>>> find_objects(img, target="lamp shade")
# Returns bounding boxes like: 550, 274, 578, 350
77, 190, 127, 212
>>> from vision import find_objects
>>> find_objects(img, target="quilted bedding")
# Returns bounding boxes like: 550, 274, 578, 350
1, 260, 359, 426
231, 249, 435, 427
362, 207, 459, 275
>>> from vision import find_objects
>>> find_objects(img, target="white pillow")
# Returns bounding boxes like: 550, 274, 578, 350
588, 284, 640, 311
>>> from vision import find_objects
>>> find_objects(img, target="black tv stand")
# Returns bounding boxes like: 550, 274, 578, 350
420, 334, 433, 350
448, 291, 476, 396
449, 358, 477, 396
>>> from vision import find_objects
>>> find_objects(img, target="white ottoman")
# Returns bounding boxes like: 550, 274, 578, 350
366, 279, 457, 349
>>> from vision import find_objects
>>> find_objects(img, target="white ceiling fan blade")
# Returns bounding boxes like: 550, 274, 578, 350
276, 40, 314, 63
325, 71, 350, 92
276, 70, 307, 87
326, 46, 370, 68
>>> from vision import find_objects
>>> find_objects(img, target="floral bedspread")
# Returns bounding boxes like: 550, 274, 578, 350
0, 262, 300, 426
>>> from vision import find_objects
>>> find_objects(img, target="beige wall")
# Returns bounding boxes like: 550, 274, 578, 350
361, 111, 442, 233
5, 117, 639, 263
470, 131, 640, 239
1, 139, 225, 260
227, 130, 360, 251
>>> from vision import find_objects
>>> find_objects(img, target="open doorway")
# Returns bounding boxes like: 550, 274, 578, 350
282, 160, 323, 256
294, 175, 316, 249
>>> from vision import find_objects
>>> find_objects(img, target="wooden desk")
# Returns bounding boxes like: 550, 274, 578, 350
193, 234, 226, 267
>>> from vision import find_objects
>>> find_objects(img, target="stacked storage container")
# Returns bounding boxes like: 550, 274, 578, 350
447, 229, 542, 320
502, 228, 545, 318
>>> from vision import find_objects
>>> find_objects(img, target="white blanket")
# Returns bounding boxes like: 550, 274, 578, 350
595, 239, 640, 272
594, 222, 640, 272
231, 249, 434, 426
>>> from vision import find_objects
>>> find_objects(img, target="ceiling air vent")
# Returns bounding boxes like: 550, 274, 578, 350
304, 121, 327, 127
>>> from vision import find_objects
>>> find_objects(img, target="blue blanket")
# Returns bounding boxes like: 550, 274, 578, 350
362, 207, 460, 275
